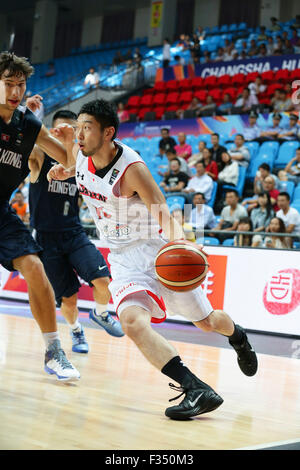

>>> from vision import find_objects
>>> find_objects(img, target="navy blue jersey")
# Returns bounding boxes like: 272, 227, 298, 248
0, 106, 42, 203
29, 153, 81, 232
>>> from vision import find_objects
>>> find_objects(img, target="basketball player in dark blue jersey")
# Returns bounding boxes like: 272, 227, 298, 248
0, 51, 80, 381
28, 110, 124, 351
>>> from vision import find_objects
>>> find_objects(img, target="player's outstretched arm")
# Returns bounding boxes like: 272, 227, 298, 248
47, 163, 76, 182
28, 145, 45, 183
124, 162, 185, 241
36, 124, 76, 168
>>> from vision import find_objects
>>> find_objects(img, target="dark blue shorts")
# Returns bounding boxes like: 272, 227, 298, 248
35, 228, 110, 306
0, 202, 42, 271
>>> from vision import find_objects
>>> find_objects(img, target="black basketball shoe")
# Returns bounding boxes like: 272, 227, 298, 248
165, 376, 224, 420
229, 325, 258, 377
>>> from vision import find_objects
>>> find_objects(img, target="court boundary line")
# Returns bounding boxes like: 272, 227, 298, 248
236, 438, 300, 450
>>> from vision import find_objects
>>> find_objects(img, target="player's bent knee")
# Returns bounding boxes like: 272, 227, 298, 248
195, 311, 217, 332
15, 254, 47, 283
120, 307, 150, 339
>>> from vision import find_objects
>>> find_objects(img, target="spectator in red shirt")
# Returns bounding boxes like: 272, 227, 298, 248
117, 102, 130, 123
175, 132, 192, 161
202, 148, 218, 181
263, 176, 280, 211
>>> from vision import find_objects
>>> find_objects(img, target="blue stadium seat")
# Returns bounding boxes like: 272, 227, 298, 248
222, 166, 247, 196
166, 196, 185, 210
292, 184, 300, 202
247, 153, 275, 180
244, 141, 259, 159
291, 201, 300, 212
277, 181, 295, 200
259, 141, 280, 157
198, 134, 212, 147
293, 241, 300, 249
222, 238, 234, 246
203, 237, 220, 246
207, 181, 218, 208
275, 141, 300, 169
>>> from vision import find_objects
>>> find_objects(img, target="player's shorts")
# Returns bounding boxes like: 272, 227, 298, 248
108, 238, 213, 324
35, 228, 110, 306
0, 202, 42, 271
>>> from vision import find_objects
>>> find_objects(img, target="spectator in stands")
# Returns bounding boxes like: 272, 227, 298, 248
263, 176, 280, 211
234, 217, 253, 247
187, 140, 206, 167
171, 205, 195, 242
282, 39, 294, 55
203, 51, 212, 63
277, 114, 299, 141
270, 89, 283, 111
183, 160, 214, 202
217, 93, 233, 115
257, 44, 268, 58
164, 149, 190, 176
217, 151, 239, 191
174, 54, 185, 65
117, 102, 130, 123
174, 132, 192, 161
79, 198, 94, 225
259, 113, 283, 141
176, 97, 201, 119
257, 26, 268, 41
291, 28, 300, 46
244, 111, 261, 141
197, 95, 217, 116
159, 128, 177, 156
248, 39, 258, 57
212, 189, 247, 241
160, 158, 189, 193
11, 190, 29, 223
228, 134, 251, 168
202, 148, 219, 181
266, 36, 275, 56
195, 26, 206, 41
238, 50, 249, 61
84, 67, 99, 88
234, 88, 258, 113
188, 192, 217, 231
209, 133, 227, 168
294, 37, 300, 53
277, 192, 300, 235
254, 162, 278, 194
252, 217, 291, 248
133, 48, 142, 63
215, 47, 225, 62
274, 36, 284, 54
223, 44, 238, 61
270, 17, 281, 32
274, 89, 294, 112
284, 147, 300, 184
190, 36, 201, 64
250, 191, 274, 232
162, 38, 171, 68
285, 83, 293, 98
249, 76, 266, 97
44, 62, 56, 77
112, 51, 123, 67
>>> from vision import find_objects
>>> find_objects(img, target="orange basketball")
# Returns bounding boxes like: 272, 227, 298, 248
154, 240, 209, 292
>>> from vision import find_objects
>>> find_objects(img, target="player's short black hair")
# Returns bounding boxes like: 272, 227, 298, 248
78, 99, 119, 140
0, 51, 34, 79
278, 191, 290, 201
52, 110, 77, 125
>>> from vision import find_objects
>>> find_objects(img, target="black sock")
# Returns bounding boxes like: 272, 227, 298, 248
228, 324, 245, 344
161, 356, 196, 386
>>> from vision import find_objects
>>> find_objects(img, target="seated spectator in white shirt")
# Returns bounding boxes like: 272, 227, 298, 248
276, 192, 300, 235
187, 141, 207, 168
188, 192, 217, 231
223, 44, 238, 61
252, 217, 291, 249
215, 47, 225, 61
183, 160, 214, 202
218, 151, 239, 187
277, 114, 299, 141
84, 67, 99, 87
273, 89, 294, 112
228, 134, 251, 168
235, 88, 258, 113
211, 189, 247, 241
248, 76, 266, 96
266, 36, 275, 55
284, 147, 300, 184
253, 162, 278, 194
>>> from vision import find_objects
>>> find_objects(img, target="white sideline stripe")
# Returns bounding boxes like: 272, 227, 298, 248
236, 438, 300, 450
0, 304, 30, 310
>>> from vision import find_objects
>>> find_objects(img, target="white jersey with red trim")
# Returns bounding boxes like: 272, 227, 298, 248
76, 141, 161, 249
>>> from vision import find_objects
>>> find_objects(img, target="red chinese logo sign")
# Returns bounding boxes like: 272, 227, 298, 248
263, 268, 300, 315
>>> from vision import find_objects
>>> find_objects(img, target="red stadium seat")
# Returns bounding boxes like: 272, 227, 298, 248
208, 88, 222, 102
194, 89, 207, 103
140, 94, 153, 107
231, 73, 245, 87
222, 87, 237, 100
154, 81, 166, 93
290, 69, 300, 80
179, 91, 193, 104
191, 77, 205, 90
165, 105, 178, 112
165, 92, 180, 105
143, 87, 155, 95
178, 78, 192, 91
165, 80, 178, 92
138, 107, 152, 120
127, 95, 141, 109
245, 72, 259, 84
152, 93, 166, 107
274, 69, 290, 83
155, 106, 166, 119
203, 76, 217, 89
266, 83, 284, 97
218, 74, 231, 88
261, 70, 275, 84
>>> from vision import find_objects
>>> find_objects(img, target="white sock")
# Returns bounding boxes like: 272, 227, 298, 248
43, 331, 60, 349
69, 319, 81, 332
95, 303, 109, 317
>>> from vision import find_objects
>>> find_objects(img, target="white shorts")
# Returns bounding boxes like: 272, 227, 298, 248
108, 239, 213, 323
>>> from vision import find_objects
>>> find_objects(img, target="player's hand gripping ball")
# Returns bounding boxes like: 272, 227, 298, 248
154, 240, 209, 292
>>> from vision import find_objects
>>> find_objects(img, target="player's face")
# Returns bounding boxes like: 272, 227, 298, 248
0, 71, 26, 110
53, 117, 77, 130
76, 114, 104, 156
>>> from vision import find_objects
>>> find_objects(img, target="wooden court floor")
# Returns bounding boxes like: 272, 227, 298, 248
1, 314, 300, 450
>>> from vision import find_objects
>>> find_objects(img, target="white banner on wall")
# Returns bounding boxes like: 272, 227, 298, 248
1, 242, 300, 337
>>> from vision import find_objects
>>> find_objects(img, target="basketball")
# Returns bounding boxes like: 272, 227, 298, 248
154, 240, 209, 292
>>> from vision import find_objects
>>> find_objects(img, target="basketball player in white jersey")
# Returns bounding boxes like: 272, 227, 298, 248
48, 99, 257, 420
